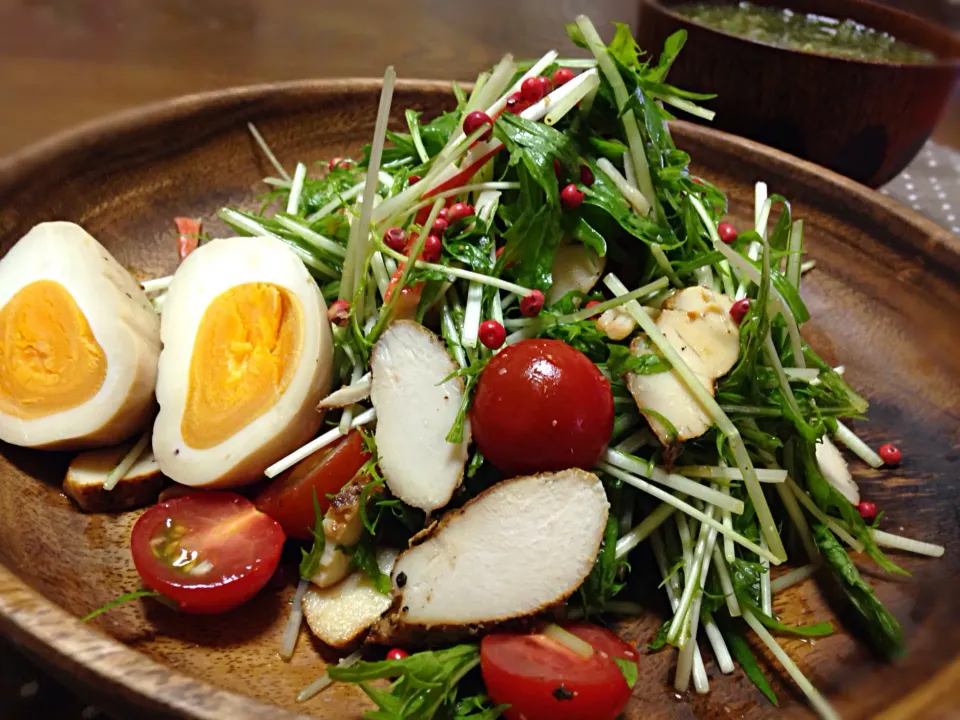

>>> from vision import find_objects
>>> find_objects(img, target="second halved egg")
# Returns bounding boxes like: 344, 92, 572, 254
153, 236, 334, 488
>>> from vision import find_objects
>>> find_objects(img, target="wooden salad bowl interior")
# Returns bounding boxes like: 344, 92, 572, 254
636, 0, 960, 188
0, 80, 959, 719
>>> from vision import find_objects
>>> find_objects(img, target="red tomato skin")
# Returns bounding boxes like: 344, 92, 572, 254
481, 623, 638, 720
470, 339, 614, 476
130, 492, 285, 614
254, 430, 370, 539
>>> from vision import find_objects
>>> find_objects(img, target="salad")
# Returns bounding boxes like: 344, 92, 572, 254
0, 14, 945, 720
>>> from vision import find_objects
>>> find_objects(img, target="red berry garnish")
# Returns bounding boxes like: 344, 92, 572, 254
552, 67, 575, 87
505, 92, 524, 114
386, 648, 409, 661
422, 234, 443, 263
383, 226, 407, 252
730, 298, 750, 324
580, 164, 595, 186
585, 300, 601, 310
447, 202, 475, 224
553, 158, 564, 181
520, 289, 545, 317
718, 222, 738, 244
479, 320, 507, 350
327, 299, 351, 328
496, 246, 505, 259
521, 77, 544, 103
437, 207, 448, 221
856, 500, 878, 522
463, 110, 494, 141
537, 76, 553, 97
878, 443, 902, 466
432, 217, 449, 236
328, 157, 350, 171
560, 183, 585, 209
408, 174, 422, 185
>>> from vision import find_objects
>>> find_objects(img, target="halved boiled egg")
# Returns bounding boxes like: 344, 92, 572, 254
0, 222, 160, 449
153, 236, 333, 488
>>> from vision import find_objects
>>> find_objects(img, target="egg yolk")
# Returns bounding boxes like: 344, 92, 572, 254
182, 282, 302, 449
0, 280, 108, 418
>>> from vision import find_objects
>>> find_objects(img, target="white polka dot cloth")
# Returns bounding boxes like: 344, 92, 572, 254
881, 141, 960, 235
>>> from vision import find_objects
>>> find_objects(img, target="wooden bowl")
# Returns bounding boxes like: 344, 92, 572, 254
1, 80, 960, 719
636, 0, 960, 187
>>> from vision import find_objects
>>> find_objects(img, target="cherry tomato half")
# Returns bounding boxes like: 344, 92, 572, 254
254, 430, 370, 539
481, 623, 638, 720
130, 492, 285, 614
470, 339, 614, 476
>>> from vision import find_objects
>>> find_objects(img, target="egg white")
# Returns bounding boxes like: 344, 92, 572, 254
153, 235, 333, 488
0, 222, 160, 449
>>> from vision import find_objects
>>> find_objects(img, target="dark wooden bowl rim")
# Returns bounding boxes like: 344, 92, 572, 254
0, 78, 958, 719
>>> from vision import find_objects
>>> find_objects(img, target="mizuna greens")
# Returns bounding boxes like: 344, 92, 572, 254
200, 15, 945, 720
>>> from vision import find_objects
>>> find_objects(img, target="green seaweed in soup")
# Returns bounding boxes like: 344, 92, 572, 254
675, 1, 936, 63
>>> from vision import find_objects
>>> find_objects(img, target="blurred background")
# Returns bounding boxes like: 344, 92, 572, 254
0, 1, 958, 718
0, 0, 957, 155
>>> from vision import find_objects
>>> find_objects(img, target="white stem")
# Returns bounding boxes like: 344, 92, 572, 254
712, 546, 742, 617
544, 69, 601, 126
721, 484, 735, 564
783, 367, 820, 382
558, 277, 668, 323
461, 278, 484, 349
760, 536, 773, 616
743, 610, 841, 720
379, 244, 532, 296
677, 466, 787, 483
274, 215, 347, 258
141, 276, 173, 293
703, 613, 735, 673
602, 449, 744, 514
775, 479, 820, 563
306, 182, 365, 223
339, 363, 364, 434
596, 158, 651, 216
786, 478, 864, 552
598, 462, 779, 563
787, 219, 805, 287
370, 251, 390, 297
296, 651, 363, 703
286, 162, 307, 215
770, 563, 820, 593
266, 408, 376, 478
279, 578, 308, 661
615, 500, 676, 559
833, 421, 884, 468
614, 429, 654, 455
871, 529, 945, 557
341, 66, 396, 302
605, 273, 786, 561
690, 197, 806, 369
668, 508, 715, 644
102, 430, 151, 491
247, 122, 290, 182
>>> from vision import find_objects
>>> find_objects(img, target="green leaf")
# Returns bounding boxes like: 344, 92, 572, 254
814, 523, 905, 660
614, 657, 639, 689
578, 514, 625, 614
329, 645, 482, 719
606, 343, 670, 377
82, 589, 162, 622
719, 618, 779, 706
737, 597, 835, 637
299, 488, 326, 580
343, 535, 391, 595
444, 357, 488, 444
647, 620, 670, 650
800, 440, 907, 576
